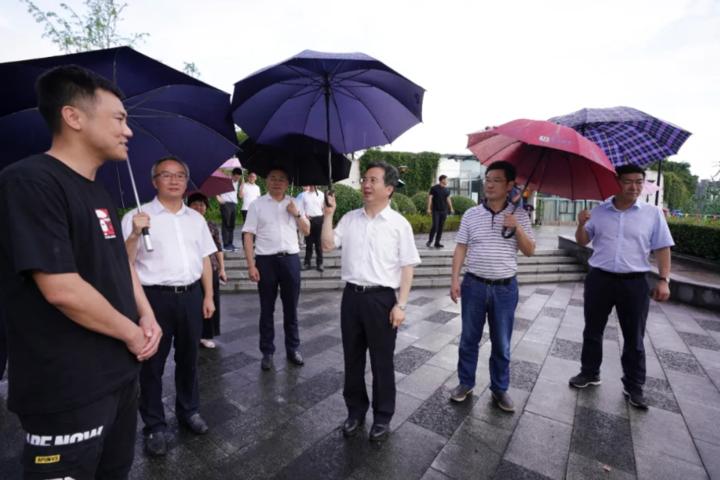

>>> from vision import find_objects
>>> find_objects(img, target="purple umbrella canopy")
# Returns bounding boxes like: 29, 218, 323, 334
549, 106, 691, 168
0, 47, 238, 206
231, 50, 425, 155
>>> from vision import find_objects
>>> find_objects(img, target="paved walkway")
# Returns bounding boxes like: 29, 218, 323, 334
2, 280, 719, 479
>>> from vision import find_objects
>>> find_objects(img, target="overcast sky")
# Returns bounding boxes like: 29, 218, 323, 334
2, 0, 718, 179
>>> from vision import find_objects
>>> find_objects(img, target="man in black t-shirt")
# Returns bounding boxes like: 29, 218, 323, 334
0, 66, 161, 479
426, 175, 455, 248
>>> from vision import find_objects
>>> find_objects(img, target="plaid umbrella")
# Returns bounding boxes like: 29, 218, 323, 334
548, 106, 691, 168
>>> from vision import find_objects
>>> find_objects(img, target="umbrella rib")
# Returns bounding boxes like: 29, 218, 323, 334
328, 89, 350, 153
127, 107, 238, 147
332, 86, 392, 145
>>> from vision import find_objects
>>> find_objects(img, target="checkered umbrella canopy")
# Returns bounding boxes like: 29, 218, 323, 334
549, 106, 691, 167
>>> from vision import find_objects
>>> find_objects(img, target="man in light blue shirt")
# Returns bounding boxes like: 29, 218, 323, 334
569, 164, 673, 409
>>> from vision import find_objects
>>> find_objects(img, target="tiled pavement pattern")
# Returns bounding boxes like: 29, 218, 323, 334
1, 283, 719, 479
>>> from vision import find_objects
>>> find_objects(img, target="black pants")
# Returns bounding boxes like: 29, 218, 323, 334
202, 270, 221, 339
581, 268, 650, 394
428, 211, 448, 246
341, 285, 397, 424
304, 216, 324, 267
256, 254, 301, 355
220, 202, 237, 248
241, 209, 248, 222
0, 306, 6, 381
140, 284, 203, 434
19, 380, 138, 480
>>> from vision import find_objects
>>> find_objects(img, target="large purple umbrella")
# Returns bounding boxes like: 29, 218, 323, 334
0, 47, 239, 207
231, 50, 424, 190
549, 106, 691, 204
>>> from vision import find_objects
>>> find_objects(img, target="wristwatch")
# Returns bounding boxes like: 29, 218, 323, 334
295, 213, 302, 218
658, 276, 670, 284
396, 304, 407, 311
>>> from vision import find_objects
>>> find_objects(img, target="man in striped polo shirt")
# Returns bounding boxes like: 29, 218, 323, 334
449, 161, 535, 412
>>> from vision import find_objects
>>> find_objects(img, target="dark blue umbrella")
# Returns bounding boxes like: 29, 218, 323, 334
549, 106, 691, 205
237, 134, 351, 186
231, 50, 424, 192
0, 47, 239, 207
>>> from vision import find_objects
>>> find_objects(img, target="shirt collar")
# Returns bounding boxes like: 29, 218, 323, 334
481, 199, 510, 215
149, 196, 189, 215
603, 196, 641, 211
362, 203, 393, 220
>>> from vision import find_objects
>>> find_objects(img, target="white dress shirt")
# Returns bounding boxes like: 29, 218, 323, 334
218, 180, 239, 204
121, 197, 217, 286
241, 183, 261, 211
241, 194, 301, 255
334, 205, 421, 289
301, 190, 325, 217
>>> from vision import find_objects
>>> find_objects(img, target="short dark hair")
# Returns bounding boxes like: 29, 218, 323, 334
231, 167, 243, 176
485, 161, 516, 182
35, 65, 124, 134
266, 166, 289, 180
187, 192, 209, 208
616, 164, 646, 178
151, 155, 190, 180
439, 175, 447, 182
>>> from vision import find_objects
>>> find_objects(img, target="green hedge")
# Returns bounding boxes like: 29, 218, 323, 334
391, 192, 417, 215
452, 196, 477, 215
411, 192, 428, 213
332, 183, 363, 224
668, 220, 720, 261
404, 213, 461, 234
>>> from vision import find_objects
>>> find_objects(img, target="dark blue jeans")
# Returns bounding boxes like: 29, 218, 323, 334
256, 253, 301, 355
458, 275, 518, 392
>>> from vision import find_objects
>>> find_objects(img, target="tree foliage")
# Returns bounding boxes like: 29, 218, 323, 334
649, 160, 697, 211
20, 0, 149, 52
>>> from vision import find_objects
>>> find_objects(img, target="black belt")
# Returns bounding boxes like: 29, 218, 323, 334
346, 282, 394, 293
257, 252, 297, 257
466, 272, 515, 286
593, 268, 647, 280
144, 281, 199, 293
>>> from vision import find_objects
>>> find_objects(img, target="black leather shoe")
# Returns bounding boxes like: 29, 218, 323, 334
342, 417, 365, 437
287, 350, 304, 366
425, 241, 432, 248
434, 243, 444, 249
144, 432, 167, 456
261, 354, 274, 371
316, 265, 324, 272
368, 423, 390, 443
303, 263, 311, 271
623, 389, 649, 410
180, 413, 209, 435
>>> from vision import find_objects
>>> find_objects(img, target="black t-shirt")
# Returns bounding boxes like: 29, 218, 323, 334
429, 184, 451, 212
0, 154, 139, 415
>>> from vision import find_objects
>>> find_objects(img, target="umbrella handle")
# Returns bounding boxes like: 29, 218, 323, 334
324, 188, 335, 208
501, 201, 521, 238
141, 227, 154, 251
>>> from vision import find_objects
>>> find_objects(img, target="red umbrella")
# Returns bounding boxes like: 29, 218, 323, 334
467, 119, 618, 201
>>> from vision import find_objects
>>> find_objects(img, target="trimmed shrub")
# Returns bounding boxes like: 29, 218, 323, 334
452, 196, 478, 215
391, 192, 417, 215
412, 192, 429, 214
668, 220, 720, 261
332, 183, 363, 224
404, 213, 461, 234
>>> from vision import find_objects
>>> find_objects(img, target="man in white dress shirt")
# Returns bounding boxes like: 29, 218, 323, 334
242, 168, 310, 371
122, 156, 217, 457
216, 167, 242, 251
301, 186, 326, 272
321, 161, 421, 443
239, 172, 261, 222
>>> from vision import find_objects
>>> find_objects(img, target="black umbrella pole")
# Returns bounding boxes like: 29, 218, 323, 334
126, 157, 154, 252
655, 158, 663, 206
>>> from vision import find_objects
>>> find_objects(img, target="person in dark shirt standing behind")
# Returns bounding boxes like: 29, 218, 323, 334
0, 65, 161, 479
426, 175, 454, 248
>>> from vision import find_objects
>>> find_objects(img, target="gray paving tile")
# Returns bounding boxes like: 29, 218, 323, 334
397, 364, 454, 401
426, 343, 459, 372
513, 316, 532, 331
413, 332, 456, 353
512, 339, 550, 365
550, 338, 582, 361
495, 460, 554, 479
679, 331, 720, 351
656, 348, 704, 376
504, 412, 573, 479
535, 288, 554, 296
409, 386, 476, 438
419, 467, 452, 480
605, 324, 619, 341
394, 346, 435, 375
696, 439, 720, 480
541, 306, 565, 319
698, 318, 720, 333
565, 452, 635, 480
635, 446, 710, 480
629, 405, 703, 466
288, 368, 344, 408
525, 378, 576, 425
571, 406, 635, 473
510, 359, 542, 392
300, 334, 342, 357
409, 296, 436, 307
424, 310, 458, 325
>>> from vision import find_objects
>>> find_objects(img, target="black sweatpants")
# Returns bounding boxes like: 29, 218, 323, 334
219, 202, 237, 248
304, 216, 324, 267
580, 268, 650, 394
19, 380, 138, 480
428, 211, 448, 246
341, 285, 397, 424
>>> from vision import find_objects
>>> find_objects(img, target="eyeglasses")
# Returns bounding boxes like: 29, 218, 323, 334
360, 177, 384, 185
154, 172, 188, 181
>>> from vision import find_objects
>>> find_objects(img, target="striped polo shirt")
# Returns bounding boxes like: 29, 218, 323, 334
456, 202, 534, 279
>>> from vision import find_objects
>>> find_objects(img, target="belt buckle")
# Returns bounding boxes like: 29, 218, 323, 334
173, 285, 186, 293
353, 284, 366, 293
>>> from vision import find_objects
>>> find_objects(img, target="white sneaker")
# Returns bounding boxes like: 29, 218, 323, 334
200, 339, 216, 349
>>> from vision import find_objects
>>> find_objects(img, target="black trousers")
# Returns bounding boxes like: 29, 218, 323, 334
19, 380, 138, 480
0, 306, 6, 381
202, 270, 221, 339
581, 268, 650, 394
304, 216, 324, 267
256, 254, 301, 355
341, 285, 397, 424
219, 202, 237, 248
140, 284, 203, 434
428, 211, 448, 245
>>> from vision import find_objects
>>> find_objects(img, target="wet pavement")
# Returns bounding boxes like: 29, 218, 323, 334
2, 278, 720, 479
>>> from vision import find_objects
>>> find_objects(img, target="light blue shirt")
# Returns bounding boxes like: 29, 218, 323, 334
585, 197, 674, 273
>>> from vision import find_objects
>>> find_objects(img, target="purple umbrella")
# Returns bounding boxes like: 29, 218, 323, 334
549, 106, 691, 204
231, 50, 424, 192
